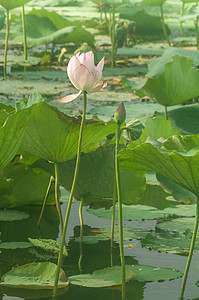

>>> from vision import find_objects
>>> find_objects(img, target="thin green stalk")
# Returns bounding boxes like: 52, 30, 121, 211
160, 5, 171, 46
180, 2, 185, 37
110, 173, 117, 267
53, 92, 87, 298
37, 175, 53, 227
111, 6, 116, 68
179, 200, 199, 299
115, 123, 126, 300
194, 17, 199, 50
54, 163, 64, 233
4, 9, 10, 77
78, 197, 84, 273
164, 106, 168, 120
21, 5, 28, 61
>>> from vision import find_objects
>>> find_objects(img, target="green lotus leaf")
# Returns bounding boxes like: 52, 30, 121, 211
0, 209, 29, 221
28, 238, 67, 256
20, 102, 116, 163
0, 262, 68, 289
92, 226, 151, 240
68, 266, 136, 287
162, 134, 199, 153
147, 48, 199, 78
154, 104, 199, 135
0, 107, 32, 170
0, 0, 31, 10
56, 144, 146, 205
142, 230, 199, 255
119, 142, 199, 196
157, 217, 197, 233
142, 0, 166, 6
157, 173, 197, 204
0, 242, 32, 249
0, 163, 56, 208
74, 236, 109, 244
129, 264, 183, 282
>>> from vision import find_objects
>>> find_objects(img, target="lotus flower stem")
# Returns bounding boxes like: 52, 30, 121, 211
54, 163, 64, 233
164, 106, 168, 120
53, 91, 87, 298
194, 17, 199, 50
21, 5, 28, 61
180, 2, 185, 37
37, 175, 53, 227
160, 5, 171, 47
115, 122, 126, 300
78, 197, 84, 273
111, 6, 116, 68
4, 9, 10, 77
110, 173, 117, 266
179, 200, 199, 299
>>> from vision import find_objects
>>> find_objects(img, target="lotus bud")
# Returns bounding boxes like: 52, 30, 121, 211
114, 103, 126, 124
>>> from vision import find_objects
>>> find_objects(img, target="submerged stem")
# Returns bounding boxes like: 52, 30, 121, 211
21, 5, 28, 61
53, 92, 87, 298
37, 175, 53, 227
160, 5, 171, 46
179, 200, 199, 299
54, 163, 64, 233
78, 197, 84, 273
4, 9, 9, 77
115, 123, 126, 300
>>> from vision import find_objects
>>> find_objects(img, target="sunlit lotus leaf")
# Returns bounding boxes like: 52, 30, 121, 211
123, 55, 199, 106
142, 230, 199, 255
142, 0, 166, 6
28, 238, 67, 256
0, 163, 56, 208
20, 102, 116, 163
0, 110, 8, 127
162, 133, 199, 153
157, 217, 197, 233
129, 265, 183, 282
147, 48, 199, 78
0, 103, 15, 114
157, 173, 197, 204
154, 104, 199, 135
0, 0, 31, 10
69, 266, 136, 287
0, 262, 68, 289
0, 242, 32, 249
119, 142, 199, 196
15, 93, 45, 111
56, 144, 146, 205
129, 117, 179, 149
0, 210, 29, 221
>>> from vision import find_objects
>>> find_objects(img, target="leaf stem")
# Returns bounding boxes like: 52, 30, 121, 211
78, 197, 84, 273
110, 172, 117, 266
111, 6, 116, 68
160, 5, 171, 46
115, 122, 126, 300
4, 9, 9, 77
54, 163, 64, 233
194, 17, 199, 50
37, 175, 53, 227
21, 5, 28, 61
179, 200, 199, 299
53, 91, 87, 298
180, 2, 184, 37
164, 106, 168, 120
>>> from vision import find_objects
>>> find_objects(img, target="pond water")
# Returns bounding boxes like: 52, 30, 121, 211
1, 197, 199, 300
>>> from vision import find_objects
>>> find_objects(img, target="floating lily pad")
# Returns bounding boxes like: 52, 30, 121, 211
0, 242, 32, 249
130, 264, 183, 282
0, 262, 68, 289
142, 230, 199, 255
74, 236, 109, 244
92, 227, 151, 240
28, 238, 67, 256
157, 217, 196, 233
68, 266, 136, 287
0, 210, 29, 221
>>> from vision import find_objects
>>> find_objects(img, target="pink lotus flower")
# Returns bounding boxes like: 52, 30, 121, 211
57, 51, 105, 103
